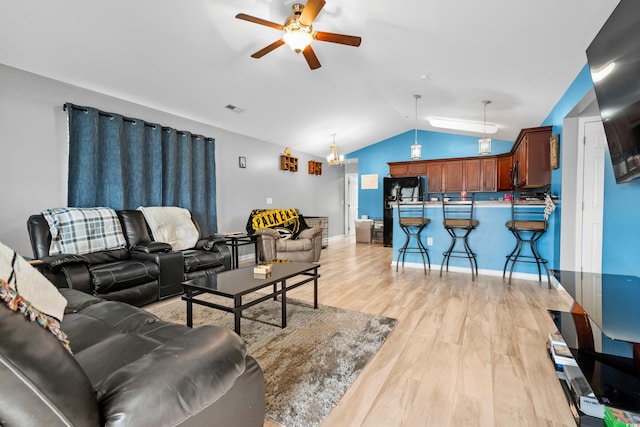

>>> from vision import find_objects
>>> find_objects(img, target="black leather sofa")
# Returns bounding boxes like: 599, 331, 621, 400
27, 209, 231, 307
0, 287, 265, 426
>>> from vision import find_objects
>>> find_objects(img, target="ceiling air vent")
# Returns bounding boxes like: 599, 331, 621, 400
225, 104, 245, 113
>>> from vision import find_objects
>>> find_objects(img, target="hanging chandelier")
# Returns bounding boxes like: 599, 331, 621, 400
479, 100, 492, 155
326, 133, 344, 165
411, 94, 422, 160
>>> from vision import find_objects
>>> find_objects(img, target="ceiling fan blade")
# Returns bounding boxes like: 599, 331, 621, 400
314, 31, 362, 47
235, 13, 283, 31
299, 0, 326, 27
251, 39, 285, 58
302, 45, 321, 70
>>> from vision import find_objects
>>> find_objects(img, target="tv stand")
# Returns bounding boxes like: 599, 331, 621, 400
550, 271, 640, 425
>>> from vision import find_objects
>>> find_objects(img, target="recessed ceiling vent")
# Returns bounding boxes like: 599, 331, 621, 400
225, 104, 245, 113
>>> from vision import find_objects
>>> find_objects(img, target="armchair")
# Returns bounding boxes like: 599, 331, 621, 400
255, 227, 323, 263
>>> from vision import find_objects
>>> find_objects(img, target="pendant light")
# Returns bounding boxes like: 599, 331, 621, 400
411, 94, 422, 160
479, 100, 492, 155
327, 133, 344, 165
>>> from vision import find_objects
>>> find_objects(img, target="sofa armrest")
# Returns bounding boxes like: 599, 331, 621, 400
254, 228, 281, 240
297, 227, 322, 240
97, 325, 248, 427
131, 241, 172, 254
40, 254, 90, 272
194, 235, 226, 251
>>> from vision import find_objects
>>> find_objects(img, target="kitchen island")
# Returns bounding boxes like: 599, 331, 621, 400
392, 200, 558, 280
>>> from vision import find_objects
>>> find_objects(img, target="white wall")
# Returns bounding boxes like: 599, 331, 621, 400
0, 64, 344, 256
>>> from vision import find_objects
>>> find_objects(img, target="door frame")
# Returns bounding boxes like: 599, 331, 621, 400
344, 173, 358, 237
574, 118, 605, 272
559, 90, 604, 271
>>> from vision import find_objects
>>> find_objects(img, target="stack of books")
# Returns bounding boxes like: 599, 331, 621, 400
604, 406, 640, 426
548, 332, 578, 373
564, 365, 604, 419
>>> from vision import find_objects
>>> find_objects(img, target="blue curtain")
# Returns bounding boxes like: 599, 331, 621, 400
66, 103, 218, 235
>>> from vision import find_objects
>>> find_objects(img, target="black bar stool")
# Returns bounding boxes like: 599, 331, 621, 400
440, 192, 479, 280
396, 200, 431, 274
503, 193, 553, 287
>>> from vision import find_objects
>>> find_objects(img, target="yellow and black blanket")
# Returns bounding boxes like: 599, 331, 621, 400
245, 208, 309, 240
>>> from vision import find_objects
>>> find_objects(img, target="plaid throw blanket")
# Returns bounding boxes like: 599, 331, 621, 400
42, 207, 127, 256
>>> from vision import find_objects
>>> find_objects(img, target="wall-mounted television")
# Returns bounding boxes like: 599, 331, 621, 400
586, 0, 640, 184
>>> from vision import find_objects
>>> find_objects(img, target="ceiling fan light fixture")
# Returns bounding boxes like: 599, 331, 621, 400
283, 27, 312, 53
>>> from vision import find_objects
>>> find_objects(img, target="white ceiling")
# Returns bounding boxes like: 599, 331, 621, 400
0, 0, 619, 157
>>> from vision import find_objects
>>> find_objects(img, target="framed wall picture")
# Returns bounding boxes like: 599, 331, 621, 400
239, 156, 246, 168
550, 134, 559, 169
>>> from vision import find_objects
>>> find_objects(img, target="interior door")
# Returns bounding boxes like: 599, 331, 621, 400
345, 173, 358, 237
579, 120, 606, 273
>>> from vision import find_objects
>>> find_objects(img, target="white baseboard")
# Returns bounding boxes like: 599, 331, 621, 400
391, 261, 560, 288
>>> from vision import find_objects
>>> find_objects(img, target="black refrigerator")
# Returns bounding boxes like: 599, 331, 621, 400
383, 176, 426, 246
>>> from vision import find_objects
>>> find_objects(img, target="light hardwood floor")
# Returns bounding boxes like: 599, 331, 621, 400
263, 237, 576, 427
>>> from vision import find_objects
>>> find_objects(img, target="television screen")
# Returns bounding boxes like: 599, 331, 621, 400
586, 0, 640, 183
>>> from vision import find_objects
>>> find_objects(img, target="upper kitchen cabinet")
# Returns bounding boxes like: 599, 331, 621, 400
497, 155, 513, 191
427, 162, 444, 193
388, 161, 427, 177
443, 160, 464, 192
513, 126, 552, 189
388, 125, 553, 192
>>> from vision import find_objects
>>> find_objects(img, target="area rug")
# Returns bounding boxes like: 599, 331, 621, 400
146, 295, 397, 427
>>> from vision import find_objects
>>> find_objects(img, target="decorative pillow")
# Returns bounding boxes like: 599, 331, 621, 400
138, 206, 199, 251
0, 241, 70, 353
42, 207, 127, 255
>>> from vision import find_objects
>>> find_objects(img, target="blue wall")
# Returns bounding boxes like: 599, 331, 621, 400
346, 130, 514, 220
541, 64, 640, 276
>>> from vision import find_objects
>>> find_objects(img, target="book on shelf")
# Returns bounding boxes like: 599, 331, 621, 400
548, 333, 578, 367
564, 365, 604, 419
604, 406, 640, 426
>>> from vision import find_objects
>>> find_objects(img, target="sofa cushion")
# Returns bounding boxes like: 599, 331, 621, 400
90, 259, 160, 294
58, 290, 251, 427
0, 304, 100, 426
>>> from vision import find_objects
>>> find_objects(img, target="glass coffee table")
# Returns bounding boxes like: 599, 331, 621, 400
181, 261, 320, 335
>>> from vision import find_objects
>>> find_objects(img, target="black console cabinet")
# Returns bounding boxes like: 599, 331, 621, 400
551, 271, 640, 425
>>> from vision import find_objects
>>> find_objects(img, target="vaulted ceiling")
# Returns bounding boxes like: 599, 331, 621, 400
0, 0, 619, 157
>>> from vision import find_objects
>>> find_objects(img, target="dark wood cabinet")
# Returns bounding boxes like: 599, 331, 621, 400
427, 162, 443, 193
388, 163, 408, 176
497, 155, 513, 191
388, 161, 427, 177
464, 159, 481, 191
481, 157, 497, 192
513, 126, 552, 188
443, 160, 463, 192
388, 126, 552, 192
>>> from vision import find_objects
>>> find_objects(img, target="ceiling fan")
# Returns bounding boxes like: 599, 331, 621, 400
236, 0, 361, 70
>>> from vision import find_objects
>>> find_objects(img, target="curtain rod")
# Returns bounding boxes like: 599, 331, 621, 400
63, 103, 214, 140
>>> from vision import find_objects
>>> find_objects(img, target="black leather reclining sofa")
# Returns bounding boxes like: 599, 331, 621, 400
27, 209, 231, 307
0, 286, 265, 426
